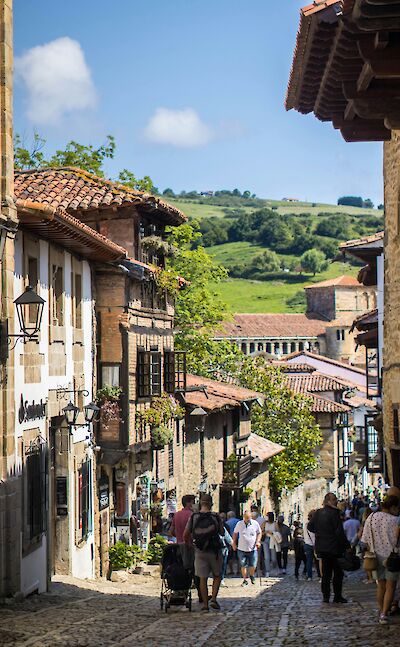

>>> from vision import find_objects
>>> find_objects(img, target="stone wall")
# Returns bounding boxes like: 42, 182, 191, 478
383, 130, 400, 486
0, 476, 22, 597
279, 478, 328, 525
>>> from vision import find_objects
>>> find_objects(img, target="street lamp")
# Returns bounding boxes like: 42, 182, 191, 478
190, 406, 207, 433
14, 286, 45, 337
84, 401, 100, 424
62, 401, 80, 426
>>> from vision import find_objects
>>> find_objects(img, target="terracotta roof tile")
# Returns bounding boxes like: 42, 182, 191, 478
184, 374, 262, 412
284, 371, 354, 394
283, 350, 367, 375
351, 308, 378, 332
216, 314, 327, 339
14, 167, 186, 225
248, 433, 284, 461
339, 231, 384, 250
304, 275, 359, 289
308, 393, 350, 413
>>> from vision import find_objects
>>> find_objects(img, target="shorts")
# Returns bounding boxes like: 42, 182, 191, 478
237, 549, 258, 569
194, 549, 223, 578
375, 555, 400, 582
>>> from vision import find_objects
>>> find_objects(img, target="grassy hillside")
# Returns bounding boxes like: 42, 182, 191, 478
211, 261, 357, 313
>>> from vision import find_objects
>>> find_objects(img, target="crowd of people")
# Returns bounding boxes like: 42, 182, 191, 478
165, 488, 400, 619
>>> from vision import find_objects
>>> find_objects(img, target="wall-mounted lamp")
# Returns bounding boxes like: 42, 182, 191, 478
62, 400, 100, 431
190, 406, 207, 432
0, 286, 45, 361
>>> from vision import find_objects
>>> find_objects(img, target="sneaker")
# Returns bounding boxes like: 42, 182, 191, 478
250, 575, 256, 585
333, 597, 348, 604
241, 579, 248, 587
379, 613, 389, 624
210, 599, 221, 610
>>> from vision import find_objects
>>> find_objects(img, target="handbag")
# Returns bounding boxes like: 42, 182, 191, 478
338, 549, 361, 572
385, 551, 400, 572
273, 530, 282, 544
363, 513, 378, 571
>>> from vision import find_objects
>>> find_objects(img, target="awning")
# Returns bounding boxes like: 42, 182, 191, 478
247, 433, 284, 462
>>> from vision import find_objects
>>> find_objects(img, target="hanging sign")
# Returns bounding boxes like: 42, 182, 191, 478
99, 477, 110, 511
18, 394, 46, 424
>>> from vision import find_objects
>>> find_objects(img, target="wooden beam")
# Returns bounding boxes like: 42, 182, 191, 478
343, 79, 400, 99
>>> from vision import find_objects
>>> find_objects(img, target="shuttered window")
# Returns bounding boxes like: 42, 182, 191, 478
137, 350, 162, 398
77, 460, 91, 542
164, 351, 187, 393
26, 445, 47, 541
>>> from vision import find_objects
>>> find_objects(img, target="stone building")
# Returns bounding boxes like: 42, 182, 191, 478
153, 374, 282, 517
285, 0, 400, 487
215, 276, 375, 364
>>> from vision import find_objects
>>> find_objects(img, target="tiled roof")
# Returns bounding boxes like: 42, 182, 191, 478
271, 362, 316, 373
325, 313, 359, 328
184, 374, 261, 412
308, 393, 350, 413
283, 350, 367, 375
248, 433, 284, 461
216, 314, 327, 339
304, 275, 359, 289
339, 232, 384, 251
343, 395, 377, 410
17, 198, 127, 263
284, 371, 354, 394
14, 167, 186, 225
351, 309, 378, 332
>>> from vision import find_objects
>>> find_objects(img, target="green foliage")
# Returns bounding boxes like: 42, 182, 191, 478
109, 541, 142, 570
118, 168, 154, 192
136, 394, 184, 428
300, 249, 328, 275
96, 385, 122, 402
150, 425, 174, 448
237, 357, 322, 501
286, 290, 307, 310
14, 132, 46, 169
338, 196, 364, 208
315, 216, 351, 239
144, 534, 168, 564
47, 136, 116, 176
250, 249, 281, 273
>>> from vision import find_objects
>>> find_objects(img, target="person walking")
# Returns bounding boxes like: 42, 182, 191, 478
225, 510, 240, 535
304, 510, 320, 581
361, 494, 400, 624
169, 495, 195, 543
308, 492, 350, 604
232, 510, 262, 586
276, 515, 291, 574
220, 515, 233, 587
344, 510, 361, 545
225, 510, 240, 575
183, 494, 224, 612
262, 512, 280, 577
293, 522, 306, 579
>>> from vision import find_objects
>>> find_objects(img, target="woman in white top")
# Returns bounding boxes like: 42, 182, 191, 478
262, 511, 281, 577
361, 495, 400, 624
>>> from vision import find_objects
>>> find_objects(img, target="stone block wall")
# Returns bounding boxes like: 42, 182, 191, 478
383, 130, 400, 485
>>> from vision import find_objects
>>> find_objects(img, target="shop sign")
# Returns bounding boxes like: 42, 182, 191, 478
56, 476, 68, 516
18, 394, 46, 424
99, 477, 109, 511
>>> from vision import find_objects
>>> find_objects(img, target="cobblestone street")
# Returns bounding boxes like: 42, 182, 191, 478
1, 564, 399, 647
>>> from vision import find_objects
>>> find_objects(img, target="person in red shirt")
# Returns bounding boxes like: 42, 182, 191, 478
169, 495, 196, 543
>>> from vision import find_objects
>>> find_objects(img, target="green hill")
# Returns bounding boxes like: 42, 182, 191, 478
167, 195, 380, 314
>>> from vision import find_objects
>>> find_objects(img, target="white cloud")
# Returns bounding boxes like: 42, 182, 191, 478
15, 37, 97, 125
144, 107, 213, 148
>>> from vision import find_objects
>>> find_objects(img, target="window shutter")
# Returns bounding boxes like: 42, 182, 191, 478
138, 350, 151, 397
175, 351, 186, 391
150, 352, 162, 396
164, 351, 176, 393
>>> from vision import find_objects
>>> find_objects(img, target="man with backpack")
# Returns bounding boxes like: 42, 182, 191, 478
184, 493, 224, 612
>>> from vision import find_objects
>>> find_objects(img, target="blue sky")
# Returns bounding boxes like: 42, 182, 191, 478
13, 0, 383, 205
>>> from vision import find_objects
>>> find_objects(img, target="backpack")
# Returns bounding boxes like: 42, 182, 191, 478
191, 512, 221, 553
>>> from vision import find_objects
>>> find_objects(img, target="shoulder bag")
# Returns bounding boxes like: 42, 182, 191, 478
384, 527, 400, 572
363, 513, 378, 572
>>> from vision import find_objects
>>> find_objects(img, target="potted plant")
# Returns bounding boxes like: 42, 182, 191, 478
97, 385, 123, 439
150, 424, 173, 450
108, 541, 142, 577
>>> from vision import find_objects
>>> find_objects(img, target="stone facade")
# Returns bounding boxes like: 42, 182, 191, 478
383, 130, 400, 486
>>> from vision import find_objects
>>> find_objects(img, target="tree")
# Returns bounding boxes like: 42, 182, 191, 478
363, 198, 374, 209
237, 357, 322, 501
338, 196, 363, 208
300, 249, 328, 275
378, 204, 384, 210
251, 249, 281, 273
163, 188, 175, 197
46, 136, 116, 176
15, 132, 46, 169
118, 169, 154, 193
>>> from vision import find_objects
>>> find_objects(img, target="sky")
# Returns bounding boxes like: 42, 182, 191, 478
13, 0, 383, 205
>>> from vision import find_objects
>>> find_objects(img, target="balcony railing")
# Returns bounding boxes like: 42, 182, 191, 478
222, 453, 252, 487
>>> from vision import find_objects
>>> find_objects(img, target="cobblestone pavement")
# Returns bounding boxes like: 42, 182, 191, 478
1, 564, 399, 647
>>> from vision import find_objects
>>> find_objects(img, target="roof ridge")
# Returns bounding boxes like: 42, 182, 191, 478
284, 349, 366, 374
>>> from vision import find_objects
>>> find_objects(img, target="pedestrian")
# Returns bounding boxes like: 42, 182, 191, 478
226, 510, 240, 575
232, 510, 262, 586
304, 510, 320, 581
343, 510, 361, 545
358, 507, 374, 584
276, 515, 291, 574
262, 512, 281, 577
293, 522, 306, 580
220, 515, 233, 587
251, 505, 265, 527
225, 510, 240, 535
308, 492, 350, 604
361, 494, 400, 624
169, 494, 195, 543
183, 493, 224, 612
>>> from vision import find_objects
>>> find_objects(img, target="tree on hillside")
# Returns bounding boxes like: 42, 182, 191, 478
363, 198, 374, 209
251, 249, 281, 273
300, 249, 328, 275
163, 188, 175, 197
315, 216, 350, 239
338, 196, 363, 208
237, 357, 322, 501
14, 133, 154, 191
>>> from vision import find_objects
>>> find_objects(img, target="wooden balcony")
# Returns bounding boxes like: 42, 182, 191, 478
222, 453, 252, 488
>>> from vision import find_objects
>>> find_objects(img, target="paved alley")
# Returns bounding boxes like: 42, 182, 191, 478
0, 567, 398, 647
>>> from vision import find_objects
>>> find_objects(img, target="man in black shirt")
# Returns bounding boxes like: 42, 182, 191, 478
308, 492, 350, 604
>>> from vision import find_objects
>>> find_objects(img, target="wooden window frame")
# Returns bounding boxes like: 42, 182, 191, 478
137, 350, 162, 398
164, 350, 187, 393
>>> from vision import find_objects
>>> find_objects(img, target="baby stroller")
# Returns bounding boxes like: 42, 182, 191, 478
160, 544, 193, 613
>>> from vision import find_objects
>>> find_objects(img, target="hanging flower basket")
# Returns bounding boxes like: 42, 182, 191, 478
150, 424, 173, 450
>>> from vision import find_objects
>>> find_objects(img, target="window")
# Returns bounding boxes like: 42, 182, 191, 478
140, 281, 166, 310
137, 350, 161, 398
249, 342, 255, 354
164, 351, 187, 393
258, 343, 264, 352
200, 429, 205, 475
366, 416, 383, 473
299, 342, 304, 351
282, 342, 288, 355
336, 329, 345, 341
223, 424, 228, 460
25, 443, 46, 541
241, 343, 247, 354
176, 418, 180, 445
336, 330, 341, 341
52, 265, 63, 325
394, 405, 400, 444
102, 364, 120, 388
74, 274, 82, 329
27, 257, 39, 324
168, 441, 174, 477
290, 342, 296, 353
266, 343, 272, 353
77, 460, 91, 542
